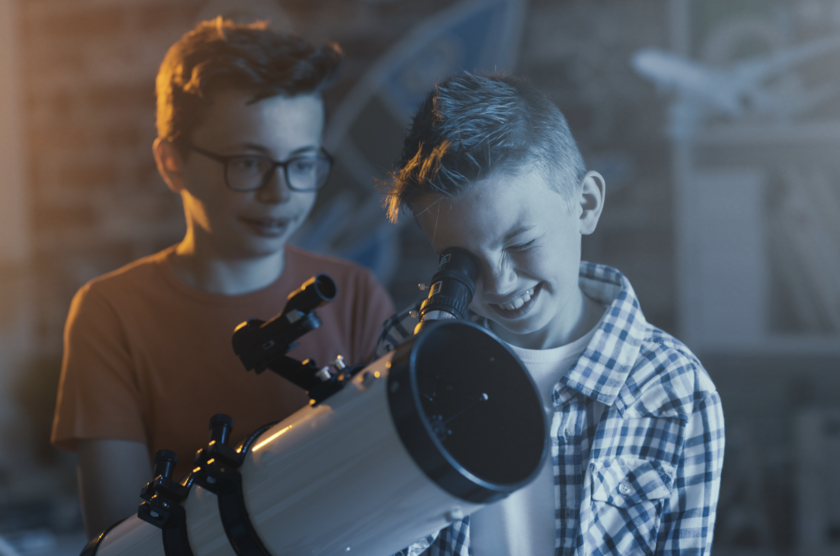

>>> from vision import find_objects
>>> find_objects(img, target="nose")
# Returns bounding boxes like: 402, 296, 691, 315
480, 255, 517, 296
255, 168, 292, 204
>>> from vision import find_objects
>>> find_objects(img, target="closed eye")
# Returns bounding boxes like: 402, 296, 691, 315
509, 239, 536, 252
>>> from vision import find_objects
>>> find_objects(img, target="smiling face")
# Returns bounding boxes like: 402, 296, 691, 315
166, 90, 325, 260
413, 166, 603, 349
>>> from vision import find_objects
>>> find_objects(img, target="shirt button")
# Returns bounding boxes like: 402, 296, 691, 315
619, 482, 632, 495
604, 460, 611, 468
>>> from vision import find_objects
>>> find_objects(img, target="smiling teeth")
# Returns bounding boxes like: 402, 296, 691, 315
498, 289, 534, 311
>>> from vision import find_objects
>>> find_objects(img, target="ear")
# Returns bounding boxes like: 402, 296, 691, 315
578, 170, 605, 235
153, 138, 187, 194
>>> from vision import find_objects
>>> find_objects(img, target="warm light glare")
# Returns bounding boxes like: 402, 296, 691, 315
252, 425, 293, 452
374, 371, 381, 378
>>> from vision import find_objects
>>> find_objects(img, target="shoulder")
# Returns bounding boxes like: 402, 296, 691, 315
618, 323, 719, 421
80, 247, 174, 296
579, 262, 718, 421
70, 247, 175, 313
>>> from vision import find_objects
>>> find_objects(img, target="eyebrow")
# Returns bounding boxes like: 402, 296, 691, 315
235, 143, 319, 157
494, 224, 535, 248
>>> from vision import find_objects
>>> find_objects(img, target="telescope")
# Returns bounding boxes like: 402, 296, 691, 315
81, 262, 547, 556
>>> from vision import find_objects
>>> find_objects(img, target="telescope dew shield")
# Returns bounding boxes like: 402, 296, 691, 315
87, 321, 547, 556
389, 321, 546, 502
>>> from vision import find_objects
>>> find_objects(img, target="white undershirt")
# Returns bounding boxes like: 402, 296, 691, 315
470, 324, 598, 556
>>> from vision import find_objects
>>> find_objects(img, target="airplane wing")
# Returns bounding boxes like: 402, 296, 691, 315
729, 33, 840, 87
632, 33, 840, 130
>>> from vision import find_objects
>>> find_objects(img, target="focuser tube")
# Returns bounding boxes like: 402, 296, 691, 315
232, 274, 337, 374
231, 274, 353, 404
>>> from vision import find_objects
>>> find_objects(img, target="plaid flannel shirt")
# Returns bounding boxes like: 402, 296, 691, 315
378, 262, 724, 556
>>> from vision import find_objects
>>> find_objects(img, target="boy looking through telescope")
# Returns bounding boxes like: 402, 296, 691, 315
51, 18, 394, 538
378, 73, 724, 556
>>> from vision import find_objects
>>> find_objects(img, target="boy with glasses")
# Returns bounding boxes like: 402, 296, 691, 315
51, 18, 394, 538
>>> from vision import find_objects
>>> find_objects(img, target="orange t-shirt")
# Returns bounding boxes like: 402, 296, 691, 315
51, 245, 394, 477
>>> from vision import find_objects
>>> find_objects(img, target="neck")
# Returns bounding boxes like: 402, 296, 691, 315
169, 233, 286, 295
493, 287, 604, 350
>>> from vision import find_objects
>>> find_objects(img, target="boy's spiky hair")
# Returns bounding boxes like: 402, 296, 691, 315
384, 73, 586, 223
156, 17, 342, 150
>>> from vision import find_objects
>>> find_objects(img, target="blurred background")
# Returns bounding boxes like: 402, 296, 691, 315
0, 0, 838, 554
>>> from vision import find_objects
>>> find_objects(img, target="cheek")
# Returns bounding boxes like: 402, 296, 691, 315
292, 192, 317, 219
511, 248, 558, 283
183, 169, 239, 213
517, 246, 579, 294
209, 190, 249, 220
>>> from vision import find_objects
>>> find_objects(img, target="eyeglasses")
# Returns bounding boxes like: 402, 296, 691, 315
186, 143, 334, 192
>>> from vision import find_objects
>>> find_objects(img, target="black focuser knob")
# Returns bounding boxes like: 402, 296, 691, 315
138, 449, 189, 529
193, 414, 242, 495
152, 449, 178, 480
209, 413, 234, 446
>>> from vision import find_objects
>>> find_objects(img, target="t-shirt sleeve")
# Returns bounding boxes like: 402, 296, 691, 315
348, 269, 395, 364
51, 283, 147, 452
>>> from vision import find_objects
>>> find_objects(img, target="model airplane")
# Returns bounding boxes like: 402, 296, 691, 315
631, 34, 840, 137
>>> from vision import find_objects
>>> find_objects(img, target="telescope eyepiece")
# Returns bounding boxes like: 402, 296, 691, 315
283, 274, 337, 315
415, 247, 480, 334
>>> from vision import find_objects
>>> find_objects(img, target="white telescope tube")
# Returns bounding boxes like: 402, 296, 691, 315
83, 321, 548, 556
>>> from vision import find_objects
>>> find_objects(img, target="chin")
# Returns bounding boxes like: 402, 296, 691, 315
238, 237, 289, 258
486, 312, 548, 341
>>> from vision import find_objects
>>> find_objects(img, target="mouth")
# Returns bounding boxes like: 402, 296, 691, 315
488, 284, 540, 319
240, 216, 291, 237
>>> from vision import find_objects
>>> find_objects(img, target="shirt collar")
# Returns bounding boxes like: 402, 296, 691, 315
554, 262, 648, 407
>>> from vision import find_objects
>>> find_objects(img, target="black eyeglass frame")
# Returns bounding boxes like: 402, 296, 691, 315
185, 143, 335, 192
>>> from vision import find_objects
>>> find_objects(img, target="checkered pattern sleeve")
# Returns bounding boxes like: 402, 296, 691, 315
577, 348, 725, 556
655, 388, 725, 554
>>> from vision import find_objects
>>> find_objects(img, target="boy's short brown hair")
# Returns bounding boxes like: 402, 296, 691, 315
156, 17, 342, 150
384, 73, 586, 223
